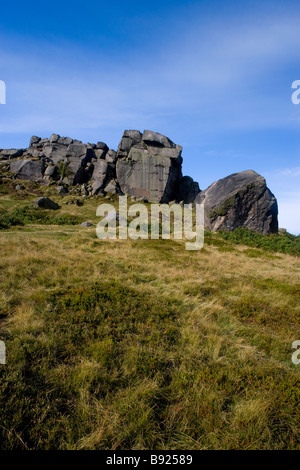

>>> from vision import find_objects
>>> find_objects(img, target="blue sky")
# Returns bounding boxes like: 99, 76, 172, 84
1, 0, 300, 233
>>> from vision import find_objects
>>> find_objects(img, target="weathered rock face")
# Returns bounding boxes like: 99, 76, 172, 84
91, 160, 109, 195
10, 159, 45, 181
195, 170, 278, 234
116, 130, 183, 203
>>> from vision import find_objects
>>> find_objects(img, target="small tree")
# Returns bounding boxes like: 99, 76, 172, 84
57, 161, 71, 180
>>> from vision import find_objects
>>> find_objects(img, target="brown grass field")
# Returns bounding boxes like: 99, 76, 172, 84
0, 181, 299, 449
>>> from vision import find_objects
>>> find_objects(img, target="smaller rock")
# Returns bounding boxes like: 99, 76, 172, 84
55, 186, 67, 195
81, 184, 89, 196
80, 221, 94, 227
105, 149, 117, 163
94, 149, 106, 159
31, 197, 60, 210
87, 143, 96, 150
44, 165, 57, 177
142, 130, 175, 148
15, 184, 25, 191
104, 179, 119, 195
68, 198, 82, 206
49, 134, 60, 144
30, 136, 41, 147
0, 149, 25, 159
58, 136, 73, 146
135, 197, 149, 202
96, 142, 109, 151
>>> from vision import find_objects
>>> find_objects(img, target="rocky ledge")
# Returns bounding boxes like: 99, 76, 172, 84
0, 130, 278, 234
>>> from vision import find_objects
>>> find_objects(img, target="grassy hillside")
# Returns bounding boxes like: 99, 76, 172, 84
0, 180, 299, 450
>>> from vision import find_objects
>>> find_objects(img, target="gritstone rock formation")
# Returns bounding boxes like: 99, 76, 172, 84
116, 130, 183, 203
195, 170, 278, 235
0, 131, 279, 234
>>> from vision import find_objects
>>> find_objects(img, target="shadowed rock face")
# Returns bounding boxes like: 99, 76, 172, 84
195, 170, 278, 234
176, 176, 200, 203
116, 130, 183, 203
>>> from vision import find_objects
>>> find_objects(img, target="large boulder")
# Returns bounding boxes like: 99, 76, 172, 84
67, 143, 88, 159
116, 130, 183, 203
43, 144, 69, 164
10, 159, 45, 180
176, 176, 200, 203
195, 170, 278, 234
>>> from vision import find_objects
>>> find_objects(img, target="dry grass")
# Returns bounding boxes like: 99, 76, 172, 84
0, 187, 299, 449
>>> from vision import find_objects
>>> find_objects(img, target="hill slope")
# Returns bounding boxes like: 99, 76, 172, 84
0, 184, 299, 450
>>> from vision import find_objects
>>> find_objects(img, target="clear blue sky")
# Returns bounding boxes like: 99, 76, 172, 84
1, 0, 300, 233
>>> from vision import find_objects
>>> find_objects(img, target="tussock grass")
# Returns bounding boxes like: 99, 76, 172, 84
0, 189, 299, 449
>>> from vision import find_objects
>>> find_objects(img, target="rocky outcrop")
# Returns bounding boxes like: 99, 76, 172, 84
0, 131, 279, 234
195, 170, 278, 234
0, 130, 198, 204
5, 134, 115, 192
116, 130, 183, 203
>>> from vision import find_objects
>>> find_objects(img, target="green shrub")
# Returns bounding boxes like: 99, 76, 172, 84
57, 161, 72, 179
219, 227, 300, 256
0, 206, 80, 228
